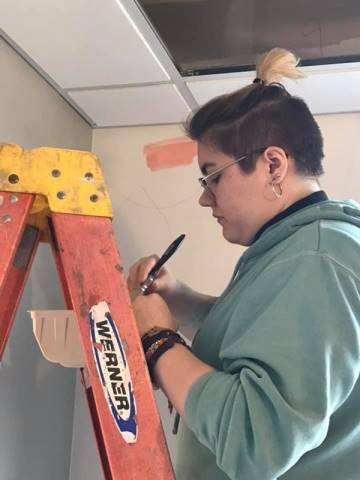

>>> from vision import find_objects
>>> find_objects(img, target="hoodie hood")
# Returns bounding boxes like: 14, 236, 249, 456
243, 199, 360, 262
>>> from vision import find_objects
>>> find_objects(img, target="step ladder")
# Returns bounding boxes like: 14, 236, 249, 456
0, 143, 175, 480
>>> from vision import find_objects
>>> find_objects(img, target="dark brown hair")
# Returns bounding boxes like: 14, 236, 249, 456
186, 49, 324, 177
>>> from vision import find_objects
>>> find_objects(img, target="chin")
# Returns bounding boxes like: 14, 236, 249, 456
222, 228, 252, 246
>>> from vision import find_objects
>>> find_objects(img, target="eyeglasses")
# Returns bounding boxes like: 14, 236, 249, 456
198, 147, 267, 196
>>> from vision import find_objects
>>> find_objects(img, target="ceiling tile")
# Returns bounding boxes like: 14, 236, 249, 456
282, 70, 360, 114
69, 84, 191, 126
187, 77, 250, 107
0, 0, 169, 88
187, 66, 360, 115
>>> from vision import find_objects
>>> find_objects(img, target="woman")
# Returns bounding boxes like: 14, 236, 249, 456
128, 48, 360, 480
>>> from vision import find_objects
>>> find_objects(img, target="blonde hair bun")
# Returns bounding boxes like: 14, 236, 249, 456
256, 48, 305, 85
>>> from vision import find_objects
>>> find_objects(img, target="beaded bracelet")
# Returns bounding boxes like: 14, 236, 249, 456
141, 327, 189, 387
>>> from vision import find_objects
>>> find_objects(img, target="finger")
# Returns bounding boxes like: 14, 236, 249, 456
138, 255, 160, 283
127, 260, 141, 282
127, 275, 138, 292
143, 280, 158, 294
127, 263, 144, 291
129, 286, 141, 302
128, 257, 149, 284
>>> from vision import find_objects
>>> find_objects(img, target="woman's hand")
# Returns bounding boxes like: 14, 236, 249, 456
127, 255, 177, 298
132, 293, 177, 337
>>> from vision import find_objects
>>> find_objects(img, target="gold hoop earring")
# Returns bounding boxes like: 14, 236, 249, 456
271, 181, 283, 199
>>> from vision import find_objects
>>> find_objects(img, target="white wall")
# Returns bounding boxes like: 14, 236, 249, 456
316, 113, 360, 200
0, 37, 92, 480
69, 112, 360, 479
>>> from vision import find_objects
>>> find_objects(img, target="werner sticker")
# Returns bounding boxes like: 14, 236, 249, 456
90, 301, 137, 444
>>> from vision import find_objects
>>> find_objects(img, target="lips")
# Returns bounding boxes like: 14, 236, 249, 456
213, 214, 224, 224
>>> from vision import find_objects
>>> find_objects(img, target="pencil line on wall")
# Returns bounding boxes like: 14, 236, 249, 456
139, 186, 172, 238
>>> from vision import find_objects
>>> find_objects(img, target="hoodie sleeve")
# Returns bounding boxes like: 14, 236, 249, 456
184, 254, 360, 480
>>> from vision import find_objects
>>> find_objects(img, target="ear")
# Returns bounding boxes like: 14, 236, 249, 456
262, 146, 288, 183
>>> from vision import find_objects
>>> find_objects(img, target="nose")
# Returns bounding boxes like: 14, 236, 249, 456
198, 188, 215, 207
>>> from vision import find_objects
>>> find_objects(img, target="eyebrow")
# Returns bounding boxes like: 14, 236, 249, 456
200, 162, 217, 175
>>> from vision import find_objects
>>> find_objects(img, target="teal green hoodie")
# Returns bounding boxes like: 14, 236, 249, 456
175, 200, 360, 480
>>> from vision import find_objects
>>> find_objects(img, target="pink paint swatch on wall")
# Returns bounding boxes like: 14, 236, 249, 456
144, 137, 197, 172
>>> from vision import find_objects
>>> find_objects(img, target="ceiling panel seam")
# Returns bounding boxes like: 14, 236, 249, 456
119, 0, 199, 112
66, 80, 172, 92
93, 119, 189, 129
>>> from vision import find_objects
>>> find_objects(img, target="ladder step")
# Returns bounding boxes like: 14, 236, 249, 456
29, 309, 85, 368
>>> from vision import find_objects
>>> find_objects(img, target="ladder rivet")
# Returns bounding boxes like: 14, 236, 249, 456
90, 194, 98, 203
2, 215, 11, 223
8, 174, 19, 184
84, 172, 94, 181
57, 191, 66, 200
52, 169, 61, 178
10, 195, 18, 203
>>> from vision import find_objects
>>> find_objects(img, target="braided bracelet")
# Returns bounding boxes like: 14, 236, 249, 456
141, 327, 189, 387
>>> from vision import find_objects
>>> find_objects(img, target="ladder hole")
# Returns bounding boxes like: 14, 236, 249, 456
84, 172, 94, 181
8, 174, 19, 184
2, 215, 11, 223
52, 169, 61, 178
57, 191, 66, 200
90, 194, 98, 203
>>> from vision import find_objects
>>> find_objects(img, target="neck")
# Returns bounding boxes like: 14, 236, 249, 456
278, 177, 320, 213
249, 180, 325, 245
